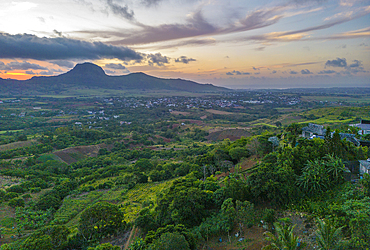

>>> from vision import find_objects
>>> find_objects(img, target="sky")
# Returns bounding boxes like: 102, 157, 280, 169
0, 0, 369, 89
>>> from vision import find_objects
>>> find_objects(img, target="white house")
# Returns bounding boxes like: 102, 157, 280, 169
350, 119, 370, 135
359, 159, 370, 175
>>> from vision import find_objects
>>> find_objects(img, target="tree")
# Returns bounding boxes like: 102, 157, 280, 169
145, 224, 196, 250
229, 147, 250, 162
235, 200, 255, 234
151, 232, 190, 250
315, 218, 343, 250
78, 202, 126, 241
263, 222, 303, 250
221, 198, 235, 242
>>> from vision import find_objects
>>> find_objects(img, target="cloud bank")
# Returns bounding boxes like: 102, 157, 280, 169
0, 33, 143, 61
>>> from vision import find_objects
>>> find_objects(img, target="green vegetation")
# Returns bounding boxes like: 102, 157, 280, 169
0, 89, 369, 249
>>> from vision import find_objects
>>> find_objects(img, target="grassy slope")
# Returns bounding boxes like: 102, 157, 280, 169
0, 140, 38, 152
55, 179, 174, 230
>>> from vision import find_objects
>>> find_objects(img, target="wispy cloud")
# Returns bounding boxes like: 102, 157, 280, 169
325, 26, 370, 40
106, 0, 135, 21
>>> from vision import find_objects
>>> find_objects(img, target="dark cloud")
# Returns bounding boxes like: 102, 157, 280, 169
0, 33, 143, 61
347, 60, 366, 74
39, 70, 55, 76
289, 70, 298, 74
301, 69, 312, 74
226, 70, 250, 75
318, 70, 336, 74
106, 0, 135, 20
272, 70, 277, 74
141, 0, 162, 7
53, 30, 63, 37
325, 58, 347, 68
175, 56, 196, 64
105, 63, 127, 69
147, 53, 170, 66
0, 61, 47, 71
51, 60, 75, 68
252, 67, 260, 70
349, 60, 362, 68
25, 70, 36, 75
105, 69, 116, 74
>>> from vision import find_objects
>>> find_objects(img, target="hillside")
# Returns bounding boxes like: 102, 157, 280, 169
0, 63, 229, 96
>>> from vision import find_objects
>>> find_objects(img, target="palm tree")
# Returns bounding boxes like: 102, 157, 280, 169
297, 159, 328, 195
324, 154, 345, 184
315, 218, 343, 250
263, 222, 304, 250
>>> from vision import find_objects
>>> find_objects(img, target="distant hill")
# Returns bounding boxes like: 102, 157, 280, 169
0, 62, 229, 96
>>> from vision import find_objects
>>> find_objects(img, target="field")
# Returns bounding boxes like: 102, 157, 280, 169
0, 130, 24, 135
206, 109, 235, 115
207, 128, 251, 141
170, 111, 190, 116
53, 145, 105, 164
301, 95, 370, 104
0, 140, 37, 152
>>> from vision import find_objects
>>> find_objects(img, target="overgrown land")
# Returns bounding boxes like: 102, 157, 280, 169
0, 88, 370, 250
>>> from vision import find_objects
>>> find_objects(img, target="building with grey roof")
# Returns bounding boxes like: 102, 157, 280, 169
302, 123, 326, 138
359, 159, 370, 175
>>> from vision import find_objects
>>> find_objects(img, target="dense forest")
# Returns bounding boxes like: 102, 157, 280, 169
0, 90, 369, 249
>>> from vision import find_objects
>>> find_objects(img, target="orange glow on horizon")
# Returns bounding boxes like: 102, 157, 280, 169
0, 72, 33, 80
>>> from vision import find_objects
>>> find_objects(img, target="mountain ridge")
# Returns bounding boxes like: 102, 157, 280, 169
0, 62, 229, 95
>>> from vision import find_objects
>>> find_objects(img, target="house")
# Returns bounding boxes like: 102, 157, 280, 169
350, 119, 370, 135
359, 159, 370, 175
337, 133, 360, 146
302, 123, 326, 138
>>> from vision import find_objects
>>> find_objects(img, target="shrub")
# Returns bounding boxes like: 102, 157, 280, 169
8, 197, 25, 208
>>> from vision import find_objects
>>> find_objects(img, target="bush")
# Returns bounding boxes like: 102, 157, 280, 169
8, 197, 25, 208
30, 187, 41, 193
7, 185, 26, 194
4, 192, 18, 201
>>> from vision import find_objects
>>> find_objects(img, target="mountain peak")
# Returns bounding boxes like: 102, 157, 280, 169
66, 62, 106, 77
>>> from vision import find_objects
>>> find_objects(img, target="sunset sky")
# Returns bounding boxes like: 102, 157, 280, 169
0, 0, 369, 88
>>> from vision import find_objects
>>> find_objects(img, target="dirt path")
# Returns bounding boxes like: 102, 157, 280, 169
124, 226, 138, 250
